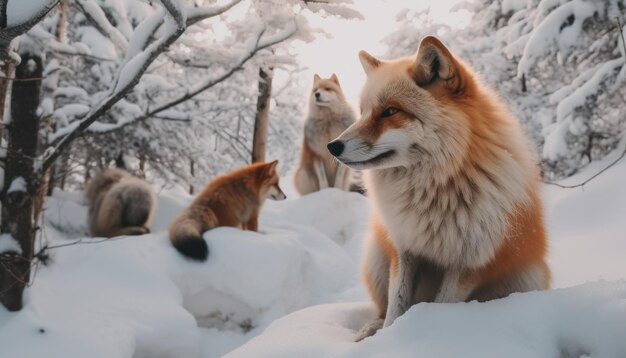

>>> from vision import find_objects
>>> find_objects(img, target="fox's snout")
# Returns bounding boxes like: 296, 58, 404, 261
327, 140, 344, 157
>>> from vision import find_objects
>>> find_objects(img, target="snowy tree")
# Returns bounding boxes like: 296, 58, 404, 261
502, 0, 626, 178
383, 1, 626, 179
0, 0, 360, 312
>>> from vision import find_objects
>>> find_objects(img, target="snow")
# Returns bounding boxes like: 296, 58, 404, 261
75, 0, 129, 53
53, 104, 90, 124
554, 58, 623, 122
7, 177, 27, 193
6, 0, 54, 27
0, 234, 21, 254
230, 282, 626, 358
517, 0, 597, 78
228, 154, 626, 357
0, 153, 625, 357
54, 87, 89, 100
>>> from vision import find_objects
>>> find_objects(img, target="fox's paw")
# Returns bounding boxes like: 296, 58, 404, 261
354, 317, 383, 342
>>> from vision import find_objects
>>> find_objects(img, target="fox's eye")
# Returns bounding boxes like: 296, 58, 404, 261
380, 107, 399, 117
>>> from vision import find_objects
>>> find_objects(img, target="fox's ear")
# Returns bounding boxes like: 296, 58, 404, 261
266, 160, 278, 173
359, 50, 381, 75
313, 74, 321, 82
410, 36, 465, 93
330, 73, 339, 84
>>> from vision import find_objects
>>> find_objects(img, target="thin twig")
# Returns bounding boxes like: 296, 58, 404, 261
544, 19, 626, 190
545, 147, 626, 189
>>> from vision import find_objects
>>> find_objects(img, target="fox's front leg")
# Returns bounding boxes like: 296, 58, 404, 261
383, 252, 419, 328
246, 214, 259, 232
434, 269, 473, 303
314, 159, 328, 189
335, 165, 350, 190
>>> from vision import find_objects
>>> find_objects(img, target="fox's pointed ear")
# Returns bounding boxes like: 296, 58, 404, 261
410, 36, 465, 93
330, 73, 339, 84
266, 160, 278, 173
313, 74, 321, 82
359, 50, 381, 75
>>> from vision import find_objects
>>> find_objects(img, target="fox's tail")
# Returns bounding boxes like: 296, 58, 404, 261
168, 208, 215, 261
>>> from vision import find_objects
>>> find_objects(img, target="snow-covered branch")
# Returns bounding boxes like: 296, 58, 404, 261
0, 0, 61, 63
82, 20, 298, 134
186, 0, 243, 26
73, 0, 129, 54
39, 0, 189, 172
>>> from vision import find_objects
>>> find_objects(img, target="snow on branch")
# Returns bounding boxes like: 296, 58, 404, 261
1, 0, 60, 63
517, 0, 597, 78
186, 0, 243, 26
39, 0, 189, 173
73, 0, 129, 54
553, 58, 623, 122
82, 20, 298, 134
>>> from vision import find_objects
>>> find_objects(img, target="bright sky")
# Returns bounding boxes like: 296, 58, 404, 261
293, 0, 471, 104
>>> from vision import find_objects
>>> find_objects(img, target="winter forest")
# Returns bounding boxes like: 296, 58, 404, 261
0, 0, 625, 356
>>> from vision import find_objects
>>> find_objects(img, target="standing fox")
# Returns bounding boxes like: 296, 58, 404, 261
327, 36, 550, 340
294, 74, 356, 195
169, 160, 286, 261
85, 168, 156, 238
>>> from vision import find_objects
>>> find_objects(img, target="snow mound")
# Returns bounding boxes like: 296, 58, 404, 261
0, 188, 369, 358
229, 281, 626, 358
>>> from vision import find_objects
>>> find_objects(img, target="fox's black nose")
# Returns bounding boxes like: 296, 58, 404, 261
315, 92, 321, 99
327, 140, 344, 157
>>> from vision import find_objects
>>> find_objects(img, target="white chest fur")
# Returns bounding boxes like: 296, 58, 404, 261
366, 150, 530, 269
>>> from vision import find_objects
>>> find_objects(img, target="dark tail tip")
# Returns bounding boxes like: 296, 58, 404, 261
172, 236, 209, 261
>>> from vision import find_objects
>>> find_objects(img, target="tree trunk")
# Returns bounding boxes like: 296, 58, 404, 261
0, 0, 14, 138
115, 152, 127, 169
0, 52, 43, 311
251, 67, 273, 163
42, 0, 68, 197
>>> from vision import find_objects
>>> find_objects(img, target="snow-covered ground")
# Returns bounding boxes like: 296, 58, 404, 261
1, 155, 626, 357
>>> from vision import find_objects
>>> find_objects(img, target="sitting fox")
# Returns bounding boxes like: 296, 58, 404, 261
294, 74, 356, 195
169, 160, 286, 261
85, 168, 156, 238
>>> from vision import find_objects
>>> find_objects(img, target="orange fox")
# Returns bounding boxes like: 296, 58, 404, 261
327, 36, 550, 340
169, 160, 286, 261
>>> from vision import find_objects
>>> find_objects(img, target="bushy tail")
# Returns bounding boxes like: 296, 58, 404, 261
168, 208, 215, 261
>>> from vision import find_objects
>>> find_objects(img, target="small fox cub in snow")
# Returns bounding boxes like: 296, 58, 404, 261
327, 36, 551, 341
169, 160, 286, 261
294, 74, 356, 195
85, 168, 155, 238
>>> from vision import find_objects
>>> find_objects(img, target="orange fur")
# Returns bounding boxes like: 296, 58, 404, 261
169, 160, 285, 261
330, 36, 550, 340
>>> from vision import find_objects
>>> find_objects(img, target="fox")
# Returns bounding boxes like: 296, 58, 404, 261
294, 74, 356, 195
85, 168, 156, 238
327, 36, 550, 341
169, 160, 286, 261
